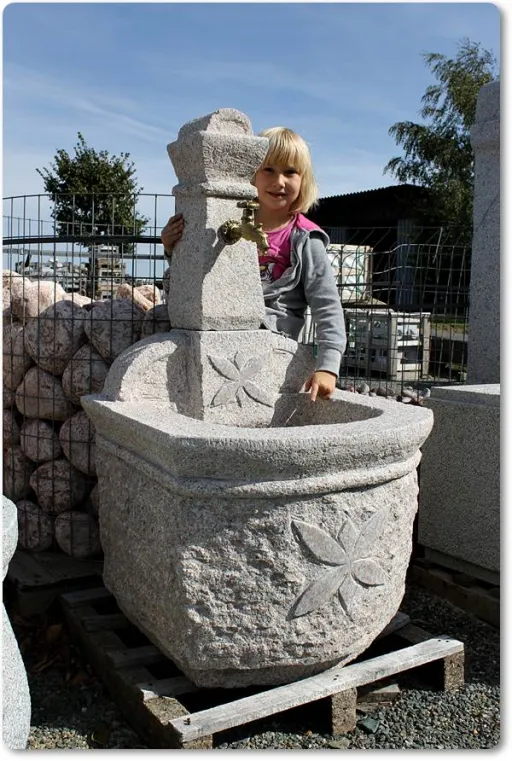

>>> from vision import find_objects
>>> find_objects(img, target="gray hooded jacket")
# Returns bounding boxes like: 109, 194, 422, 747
261, 214, 347, 376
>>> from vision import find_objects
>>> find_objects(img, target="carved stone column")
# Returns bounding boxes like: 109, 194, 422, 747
167, 109, 268, 331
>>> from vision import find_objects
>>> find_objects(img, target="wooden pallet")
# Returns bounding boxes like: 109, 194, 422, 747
410, 557, 499, 628
61, 586, 464, 749
5, 549, 104, 616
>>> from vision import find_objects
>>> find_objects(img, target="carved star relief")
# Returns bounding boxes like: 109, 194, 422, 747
208, 351, 274, 408
290, 510, 389, 619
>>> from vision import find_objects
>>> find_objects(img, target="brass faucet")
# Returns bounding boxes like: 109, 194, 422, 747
219, 201, 269, 254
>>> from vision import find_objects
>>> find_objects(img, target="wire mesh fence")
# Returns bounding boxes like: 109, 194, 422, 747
3, 193, 471, 560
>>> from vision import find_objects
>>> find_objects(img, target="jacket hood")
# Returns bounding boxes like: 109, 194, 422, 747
295, 213, 330, 245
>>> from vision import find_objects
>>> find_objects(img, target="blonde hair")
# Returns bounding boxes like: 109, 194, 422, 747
255, 127, 319, 214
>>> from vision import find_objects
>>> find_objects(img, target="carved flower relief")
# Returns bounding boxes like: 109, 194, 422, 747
208, 351, 274, 408
290, 509, 390, 619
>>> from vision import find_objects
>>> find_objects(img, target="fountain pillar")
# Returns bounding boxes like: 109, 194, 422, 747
82, 109, 433, 689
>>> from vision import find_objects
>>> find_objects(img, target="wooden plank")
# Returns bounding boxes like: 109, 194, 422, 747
82, 613, 130, 632
35, 552, 103, 583
62, 600, 209, 749
108, 644, 166, 670
7, 550, 57, 588
137, 676, 200, 702
64, 604, 126, 651
61, 587, 113, 608
168, 637, 464, 743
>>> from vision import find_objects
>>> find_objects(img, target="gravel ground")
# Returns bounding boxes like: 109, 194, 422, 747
6, 580, 500, 750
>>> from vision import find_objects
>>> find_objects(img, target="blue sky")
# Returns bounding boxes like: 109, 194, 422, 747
2, 1, 502, 236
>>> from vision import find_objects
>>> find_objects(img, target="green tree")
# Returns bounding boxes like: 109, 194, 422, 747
384, 38, 498, 237
36, 133, 149, 250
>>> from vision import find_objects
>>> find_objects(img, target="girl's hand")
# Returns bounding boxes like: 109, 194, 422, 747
304, 371, 337, 402
161, 213, 184, 253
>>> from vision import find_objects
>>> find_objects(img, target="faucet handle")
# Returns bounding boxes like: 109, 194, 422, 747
237, 200, 259, 210
237, 200, 259, 224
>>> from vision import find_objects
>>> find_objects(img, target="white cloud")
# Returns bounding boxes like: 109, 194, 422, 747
4, 63, 172, 147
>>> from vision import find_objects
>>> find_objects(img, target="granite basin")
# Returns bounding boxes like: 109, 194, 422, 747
82, 389, 433, 688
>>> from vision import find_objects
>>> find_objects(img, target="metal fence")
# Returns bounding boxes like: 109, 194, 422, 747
3, 193, 471, 558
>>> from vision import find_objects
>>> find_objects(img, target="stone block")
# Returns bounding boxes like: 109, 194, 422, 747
3, 445, 35, 502
54, 510, 101, 558
167, 196, 265, 331
29, 458, 89, 514
418, 384, 500, 578
16, 499, 55, 552
61, 343, 110, 406
140, 304, 171, 338
83, 389, 433, 688
10, 279, 67, 323
100, 329, 315, 427
84, 299, 145, 362
20, 418, 62, 462
3, 409, 21, 447
59, 409, 96, 475
166, 108, 268, 330
24, 300, 88, 376
467, 80, 500, 384
15, 366, 74, 420
3, 321, 33, 391
2, 496, 31, 748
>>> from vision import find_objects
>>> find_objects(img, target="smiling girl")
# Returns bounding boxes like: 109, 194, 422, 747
162, 126, 346, 401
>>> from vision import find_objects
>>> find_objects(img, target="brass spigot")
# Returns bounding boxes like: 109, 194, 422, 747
219, 201, 269, 254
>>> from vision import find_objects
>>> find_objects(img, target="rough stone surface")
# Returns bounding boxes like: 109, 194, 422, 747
2, 496, 31, 749
136, 284, 161, 304
16, 499, 54, 551
59, 410, 96, 475
3, 409, 21, 447
54, 510, 101, 558
84, 390, 433, 688
88, 483, 100, 517
81, 107, 433, 689
24, 300, 88, 376
418, 384, 500, 578
2, 270, 23, 317
162, 267, 171, 296
467, 80, 500, 384
167, 109, 268, 330
100, 329, 315, 427
61, 343, 110, 406
84, 299, 145, 362
140, 304, 171, 338
3, 445, 35, 502
10, 279, 67, 323
63, 292, 93, 308
29, 458, 89, 514
15, 366, 74, 420
19, 418, 62, 463
3, 383, 17, 409
115, 283, 154, 312
3, 320, 33, 390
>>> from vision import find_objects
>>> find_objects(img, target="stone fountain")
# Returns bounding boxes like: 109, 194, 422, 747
82, 108, 433, 688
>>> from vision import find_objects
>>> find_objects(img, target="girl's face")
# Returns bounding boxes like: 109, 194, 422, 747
253, 163, 302, 215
